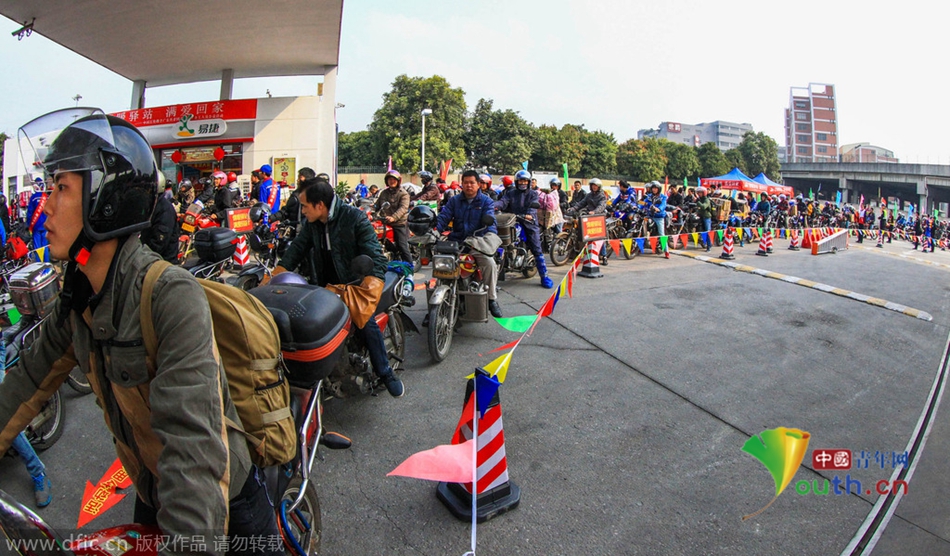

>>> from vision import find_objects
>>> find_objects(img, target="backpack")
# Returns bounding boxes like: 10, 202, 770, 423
140, 260, 296, 468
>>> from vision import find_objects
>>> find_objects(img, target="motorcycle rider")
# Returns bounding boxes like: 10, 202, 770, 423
568, 178, 609, 263
643, 181, 670, 259
141, 174, 181, 263
269, 177, 405, 398
177, 178, 195, 212
695, 186, 714, 252
0, 108, 282, 554
436, 169, 504, 317
411, 171, 442, 203
375, 170, 412, 263
212, 170, 241, 221
570, 180, 587, 206
495, 170, 555, 288
257, 164, 280, 216
480, 173, 498, 201
26, 177, 51, 261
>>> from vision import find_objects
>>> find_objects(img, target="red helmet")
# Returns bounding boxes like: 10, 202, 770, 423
227, 171, 237, 183
502, 176, 513, 186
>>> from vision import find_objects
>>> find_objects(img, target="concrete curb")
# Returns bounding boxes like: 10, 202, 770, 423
672, 250, 934, 322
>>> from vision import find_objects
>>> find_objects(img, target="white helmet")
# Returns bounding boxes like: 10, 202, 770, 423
589, 178, 602, 188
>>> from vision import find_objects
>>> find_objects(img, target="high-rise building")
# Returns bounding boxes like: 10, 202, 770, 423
637, 120, 753, 151
785, 83, 838, 163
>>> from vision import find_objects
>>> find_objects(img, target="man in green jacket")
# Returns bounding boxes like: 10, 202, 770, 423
0, 109, 281, 555
695, 186, 714, 252
271, 178, 405, 397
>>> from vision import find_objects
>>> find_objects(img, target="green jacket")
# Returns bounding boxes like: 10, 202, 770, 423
280, 195, 388, 285
0, 238, 251, 555
695, 196, 714, 219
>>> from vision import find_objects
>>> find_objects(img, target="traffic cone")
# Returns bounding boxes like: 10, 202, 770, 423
876, 229, 883, 248
755, 230, 769, 256
438, 372, 521, 523
232, 234, 250, 268
719, 228, 735, 260
765, 230, 774, 254
578, 241, 604, 279
788, 229, 801, 251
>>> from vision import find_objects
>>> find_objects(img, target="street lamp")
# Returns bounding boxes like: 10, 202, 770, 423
420, 108, 433, 172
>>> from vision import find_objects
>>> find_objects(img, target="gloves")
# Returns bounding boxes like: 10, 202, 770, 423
260, 265, 287, 286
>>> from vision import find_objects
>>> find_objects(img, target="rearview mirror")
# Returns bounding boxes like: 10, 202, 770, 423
350, 255, 374, 278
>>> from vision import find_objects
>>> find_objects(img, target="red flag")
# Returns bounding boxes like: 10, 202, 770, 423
452, 395, 476, 445
649, 237, 658, 253
609, 239, 621, 256
78, 458, 133, 528
567, 268, 575, 297
679, 234, 688, 247
388, 440, 476, 483
387, 156, 393, 171
486, 338, 522, 354
440, 159, 452, 182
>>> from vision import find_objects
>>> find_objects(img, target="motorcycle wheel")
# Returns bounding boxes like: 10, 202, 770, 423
549, 235, 571, 266
522, 253, 537, 278
427, 300, 454, 363
234, 274, 261, 291
28, 390, 63, 451
66, 365, 93, 395
278, 476, 322, 556
384, 310, 406, 370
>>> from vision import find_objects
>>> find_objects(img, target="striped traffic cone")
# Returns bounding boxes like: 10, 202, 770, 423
876, 229, 884, 248
438, 373, 521, 523
232, 234, 250, 268
765, 230, 774, 254
755, 230, 769, 256
788, 229, 801, 251
719, 228, 735, 260
578, 241, 604, 279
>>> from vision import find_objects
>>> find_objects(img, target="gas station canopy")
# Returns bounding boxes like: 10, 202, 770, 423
0, 0, 343, 86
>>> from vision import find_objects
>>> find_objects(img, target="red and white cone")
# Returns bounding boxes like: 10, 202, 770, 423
788, 230, 801, 251
719, 228, 735, 260
438, 375, 521, 522
232, 234, 250, 267
876, 229, 884, 248
765, 229, 774, 253
578, 241, 604, 278
755, 230, 769, 256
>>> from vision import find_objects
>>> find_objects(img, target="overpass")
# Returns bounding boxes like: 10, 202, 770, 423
780, 162, 950, 213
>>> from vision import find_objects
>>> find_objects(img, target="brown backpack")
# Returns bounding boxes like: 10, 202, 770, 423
140, 260, 296, 468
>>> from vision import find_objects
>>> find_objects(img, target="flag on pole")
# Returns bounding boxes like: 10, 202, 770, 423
387, 156, 393, 171
835, 191, 842, 207
562, 163, 569, 186
522, 161, 529, 171
809, 188, 814, 200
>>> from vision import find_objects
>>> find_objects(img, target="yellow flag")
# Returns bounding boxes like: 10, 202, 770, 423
691, 233, 699, 245
736, 228, 743, 240
483, 352, 513, 384
621, 238, 633, 254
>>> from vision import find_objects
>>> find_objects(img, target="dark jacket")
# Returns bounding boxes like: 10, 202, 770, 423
695, 195, 714, 219
375, 186, 411, 225
572, 188, 607, 214
570, 188, 587, 205
495, 187, 540, 220
411, 183, 442, 202
0, 239, 251, 551
213, 184, 241, 221
436, 192, 497, 242
279, 195, 387, 284
141, 196, 181, 262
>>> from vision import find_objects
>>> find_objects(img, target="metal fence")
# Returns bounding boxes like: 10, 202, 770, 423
339, 166, 388, 174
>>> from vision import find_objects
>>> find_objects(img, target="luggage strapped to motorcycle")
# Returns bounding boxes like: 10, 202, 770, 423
139, 260, 296, 467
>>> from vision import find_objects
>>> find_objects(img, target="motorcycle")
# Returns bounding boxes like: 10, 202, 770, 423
180, 227, 239, 282
230, 204, 295, 291
422, 216, 496, 362
495, 212, 537, 280
177, 202, 220, 261
549, 214, 584, 266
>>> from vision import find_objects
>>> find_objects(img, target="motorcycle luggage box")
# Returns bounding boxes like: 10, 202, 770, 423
9, 263, 59, 318
194, 227, 238, 262
495, 213, 516, 246
250, 283, 351, 388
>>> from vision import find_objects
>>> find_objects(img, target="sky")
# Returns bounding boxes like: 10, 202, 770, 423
2, 0, 949, 163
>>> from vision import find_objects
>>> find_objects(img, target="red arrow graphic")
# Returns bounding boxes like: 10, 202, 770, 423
77, 458, 133, 528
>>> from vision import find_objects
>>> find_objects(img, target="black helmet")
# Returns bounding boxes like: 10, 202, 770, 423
179, 178, 193, 192
408, 205, 436, 236
19, 108, 158, 243
418, 171, 433, 184
248, 202, 269, 223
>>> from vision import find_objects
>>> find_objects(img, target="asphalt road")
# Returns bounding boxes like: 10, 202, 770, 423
3, 234, 950, 556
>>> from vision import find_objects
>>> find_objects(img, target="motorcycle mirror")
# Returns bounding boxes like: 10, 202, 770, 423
481, 214, 495, 226
530, 201, 541, 209
350, 254, 374, 278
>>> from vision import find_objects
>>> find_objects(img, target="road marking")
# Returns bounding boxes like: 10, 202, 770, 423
672, 251, 933, 322
855, 245, 950, 271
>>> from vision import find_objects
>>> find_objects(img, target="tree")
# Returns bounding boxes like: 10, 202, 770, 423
465, 98, 535, 174
337, 130, 376, 167
530, 124, 586, 174
369, 75, 467, 172
664, 141, 701, 182
737, 131, 782, 181
724, 148, 747, 175
580, 130, 618, 177
697, 141, 730, 178
616, 138, 667, 182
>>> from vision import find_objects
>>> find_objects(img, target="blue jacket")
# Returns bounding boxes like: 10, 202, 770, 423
436, 192, 497, 242
494, 187, 539, 228
258, 178, 281, 215
27, 192, 47, 233
644, 193, 667, 218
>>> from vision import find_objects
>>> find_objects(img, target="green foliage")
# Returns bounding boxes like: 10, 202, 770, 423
581, 130, 618, 176
616, 138, 667, 182
663, 141, 701, 181
465, 98, 535, 174
724, 148, 747, 175
529, 124, 586, 174
369, 75, 467, 173
697, 141, 730, 178
338, 130, 376, 167
737, 131, 782, 181
335, 180, 349, 199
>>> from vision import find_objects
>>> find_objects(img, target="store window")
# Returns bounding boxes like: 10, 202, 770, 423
158, 144, 244, 186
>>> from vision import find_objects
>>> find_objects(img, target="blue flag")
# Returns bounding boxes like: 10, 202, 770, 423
475, 373, 502, 418
522, 161, 529, 171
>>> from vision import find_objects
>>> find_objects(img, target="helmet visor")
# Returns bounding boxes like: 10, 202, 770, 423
19, 109, 113, 180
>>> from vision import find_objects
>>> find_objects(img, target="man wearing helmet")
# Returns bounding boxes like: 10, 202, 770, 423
177, 178, 195, 212
436, 170, 504, 317
569, 178, 607, 214
495, 170, 555, 288
375, 170, 412, 263
212, 170, 242, 221
479, 173, 498, 201
26, 177, 51, 261
411, 171, 441, 203
0, 108, 282, 553
643, 181, 670, 258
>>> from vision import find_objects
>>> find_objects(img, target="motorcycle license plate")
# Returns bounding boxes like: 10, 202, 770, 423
182, 223, 195, 232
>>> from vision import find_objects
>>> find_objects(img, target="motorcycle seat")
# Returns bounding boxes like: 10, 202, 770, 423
376, 270, 404, 313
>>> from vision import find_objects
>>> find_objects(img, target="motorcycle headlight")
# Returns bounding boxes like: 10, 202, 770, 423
432, 254, 459, 279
